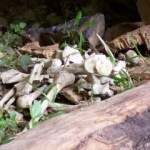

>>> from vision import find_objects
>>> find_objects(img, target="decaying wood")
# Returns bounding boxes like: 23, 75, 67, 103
129, 65, 150, 80
25, 13, 105, 50
60, 86, 83, 104
1, 82, 150, 150
109, 25, 150, 52
104, 22, 144, 41
137, 0, 150, 25
19, 42, 59, 59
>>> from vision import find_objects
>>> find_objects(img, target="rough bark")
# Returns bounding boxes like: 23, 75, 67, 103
1, 82, 150, 150
129, 65, 150, 80
109, 25, 150, 52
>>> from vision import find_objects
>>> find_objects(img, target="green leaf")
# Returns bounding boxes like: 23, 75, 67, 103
19, 30, 26, 35
9, 111, 16, 121
50, 85, 58, 103
19, 55, 32, 72
45, 111, 64, 120
0, 130, 5, 140
30, 101, 43, 119
2, 134, 15, 144
31, 119, 39, 127
130, 36, 143, 57
10, 24, 16, 30
96, 34, 116, 65
19, 22, 26, 29
78, 32, 85, 53
8, 122, 18, 130
43, 82, 56, 95
74, 11, 82, 26
0, 120, 7, 128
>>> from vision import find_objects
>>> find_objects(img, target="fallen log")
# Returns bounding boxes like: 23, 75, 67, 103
1, 82, 150, 150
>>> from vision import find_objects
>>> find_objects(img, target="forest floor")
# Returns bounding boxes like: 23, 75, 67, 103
0, 0, 150, 145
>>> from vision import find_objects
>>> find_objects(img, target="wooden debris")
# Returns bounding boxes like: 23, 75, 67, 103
60, 86, 83, 104
1, 82, 150, 150
129, 65, 150, 80
109, 25, 150, 52
19, 42, 58, 59
25, 13, 105, 51
104, 22, 144, 41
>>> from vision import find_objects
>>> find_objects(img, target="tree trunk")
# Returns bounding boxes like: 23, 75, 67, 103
1, 82, 150, 150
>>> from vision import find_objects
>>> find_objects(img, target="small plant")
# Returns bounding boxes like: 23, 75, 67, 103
112, 71, 135, 90
61, 11, 96, 53
0, 22, 26, 48
0, 22, 32, 72
96, 34, 116, 65
130, 36, 143, 58
96, 34, 134, 90
29, 101, 43, 128
0, 110, 21, 144
26, 82, 59, 129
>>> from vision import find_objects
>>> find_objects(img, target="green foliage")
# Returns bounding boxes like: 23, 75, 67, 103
10, 22, 26, 35
0, 110, 21, 144
0, 22, 32, 72
130, 36, 143, 58
41, 111, 64, 121
18, 54, 32, 72
28, 101, 43, 129
27, 83, 59, 129
30, 101, 43, 119
74, 11, 82, 26
112, 71, 135, 90
61, 11, 91, 53
97, 34, 116, 65
0, 22, 26, 48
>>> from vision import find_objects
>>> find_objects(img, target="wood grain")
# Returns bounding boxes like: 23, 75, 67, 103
1, 82, 150, 150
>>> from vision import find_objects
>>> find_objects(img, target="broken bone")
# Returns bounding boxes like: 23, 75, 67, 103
17, 84, 47, 109
1, 69, 29, 84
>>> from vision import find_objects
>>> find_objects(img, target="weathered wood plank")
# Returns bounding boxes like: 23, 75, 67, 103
1, 82, 150, 150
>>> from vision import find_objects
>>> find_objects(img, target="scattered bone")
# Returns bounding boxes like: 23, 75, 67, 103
1, 69, 29, 84
95, 56, 113, 76
19, 62, 44, 96
54, 71, 75, 90
0, 88, 15, 108
86, 74, 101, 85
92, 84, 103, 95
100, 76, 114, 85
14, 80, 27, 96
76, 78, 92, 92
84, 54, 112, 75
4, 96, 15, 110
100, 83, 114, 97
45, 71, 75, 104
113, 60, 126, 75
17, 84, 47, 109
63, 46, 84, 66
126, 50, 145, 66
46, 59, 62, 77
